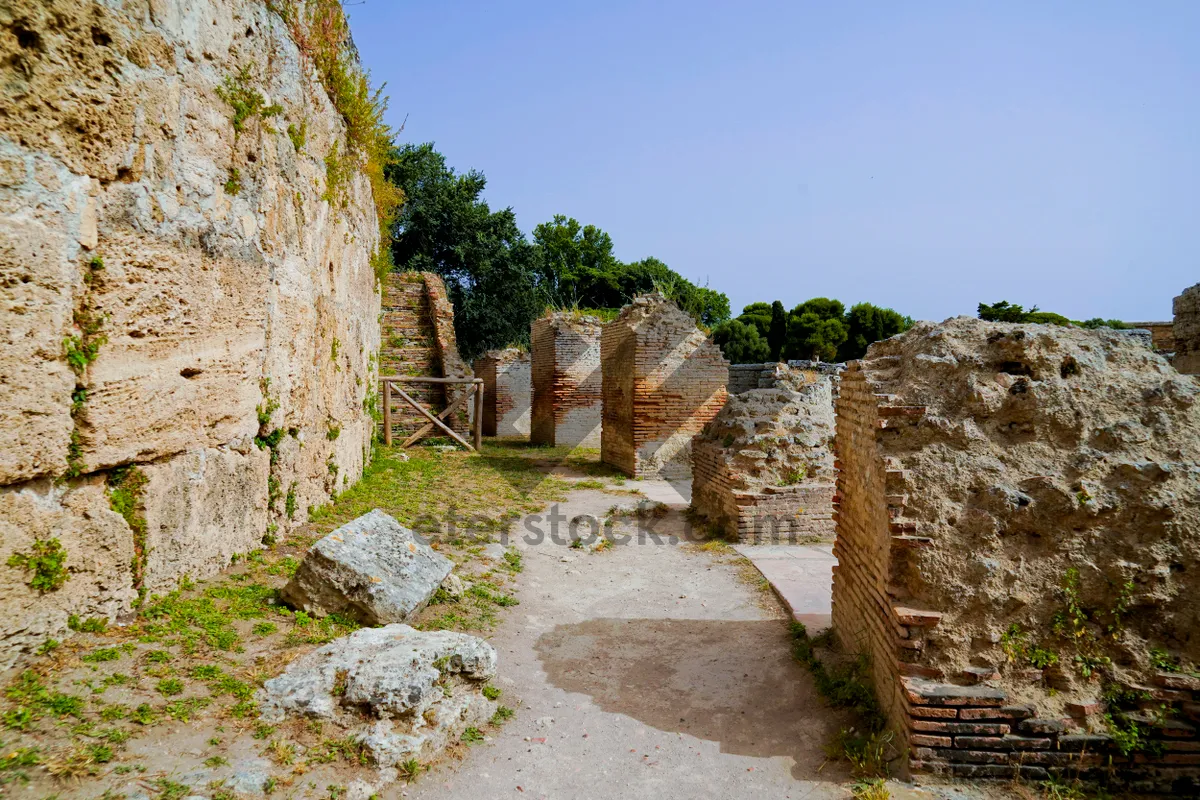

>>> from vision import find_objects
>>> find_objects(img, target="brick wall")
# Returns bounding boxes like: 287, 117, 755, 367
1173, 284, 1200, 374
473, 348, 531, 437
1127, 321, 1175, 354
380, 272, 471, 442
601, 294, 729, 479
691, 364, 838, 543
530, 314, 603, 447
831, 320, 1200, 793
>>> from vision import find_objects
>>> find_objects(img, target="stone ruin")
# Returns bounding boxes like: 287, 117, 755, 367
530, 312, 604, 447
380, 272, 472, 440
1174, 282, 1200, 375
474, 347, 532, 437
0, 0, 381, 664
831, 316, 1200, 792
692, 362, 841, 543
601, 294, 729, 479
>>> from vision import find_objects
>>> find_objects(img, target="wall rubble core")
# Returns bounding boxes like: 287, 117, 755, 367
474, 348, 531, 437
530, 313, 603, 448
601, 294, 729, 479
831, 316, 1200, 793
691, 362, 841, 543
0, 0, 383, 664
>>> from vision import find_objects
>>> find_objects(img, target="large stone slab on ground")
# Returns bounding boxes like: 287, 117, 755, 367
281, 510, 453, 625
259, 624, 497, 769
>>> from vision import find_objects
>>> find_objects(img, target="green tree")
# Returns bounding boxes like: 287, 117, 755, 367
978, 300, 1072, 327
387, 143, 541, 360
712, 320, 770, 364
531, 218, 730, 328
838, 302, 913, 361
784, 298, 847, 361
768, 301, 788, 361
736, 303, 773, 338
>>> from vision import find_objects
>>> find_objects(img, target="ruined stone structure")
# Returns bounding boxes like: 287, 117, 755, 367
530, 313, 603, 447
379, 272, 471, 441
1127, 321, 1176, 354
1173, 283, 1200, 374
692, 363, 840, 543
601, 295, 729, 479
0, 0, 382, 664
832, 317, 1200, 792
474, 348, 531, 437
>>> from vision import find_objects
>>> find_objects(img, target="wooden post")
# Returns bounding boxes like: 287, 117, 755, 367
473, 379, 483, 451
382, 379, 392, 446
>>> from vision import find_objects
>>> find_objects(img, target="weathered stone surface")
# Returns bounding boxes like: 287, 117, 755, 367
0, 0, 383, 659
140, 443, 271, 596
281, 511, 453, 624
0, 478, 136, 668
1175, 283, 1200, 374
692, 362, 839, 542
256, 623, 492, 734
832, 316, 1200, 783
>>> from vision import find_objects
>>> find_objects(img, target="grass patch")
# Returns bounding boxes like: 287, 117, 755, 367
7, 538, 69, 593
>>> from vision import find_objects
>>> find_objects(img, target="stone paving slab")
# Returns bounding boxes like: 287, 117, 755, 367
733, 543, 837, 632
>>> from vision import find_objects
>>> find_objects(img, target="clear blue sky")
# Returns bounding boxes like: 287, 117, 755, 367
347, 1, 1198, 323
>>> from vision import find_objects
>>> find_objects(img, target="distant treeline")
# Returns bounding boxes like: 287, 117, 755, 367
713, 300, 913, 364
385, 144, 729, 360
977, 301, 1130, 330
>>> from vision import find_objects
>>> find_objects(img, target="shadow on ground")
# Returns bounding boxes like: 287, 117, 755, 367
534, 617, 852, 781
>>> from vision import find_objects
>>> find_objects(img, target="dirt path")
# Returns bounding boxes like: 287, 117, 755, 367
405, 480, 857, 800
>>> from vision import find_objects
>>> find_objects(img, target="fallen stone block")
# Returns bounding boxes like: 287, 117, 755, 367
280, 510, 452, 625
259, 624, 497, 772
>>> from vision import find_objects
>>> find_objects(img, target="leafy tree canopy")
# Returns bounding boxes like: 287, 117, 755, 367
978, 301, 1127, 330
785, 298, 848, 362
712, 319, 770, 364
839, 303, 914, 361
387, 143, 541, 360
768, 301, 788, 362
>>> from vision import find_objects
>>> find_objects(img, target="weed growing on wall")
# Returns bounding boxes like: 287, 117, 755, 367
215, 64, 282, 134
107, 467, 149, 601
7, 539, 69, 593
267, 0, 403, 283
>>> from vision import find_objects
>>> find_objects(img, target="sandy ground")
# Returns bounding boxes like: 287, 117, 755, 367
404, 479, 855, 800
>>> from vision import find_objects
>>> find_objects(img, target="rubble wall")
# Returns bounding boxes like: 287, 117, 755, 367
1173, 284, 1200, 374
1127, 321, 1175, 354
692, 364, 838, 543
601, 295, 729, 479
832, 317, 1200, 791
530, 314, 603, 448
0, 0, 381, 664
474, 348, 531, 437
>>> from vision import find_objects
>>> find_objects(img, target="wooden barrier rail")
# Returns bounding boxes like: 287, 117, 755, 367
381, 376, 484, 451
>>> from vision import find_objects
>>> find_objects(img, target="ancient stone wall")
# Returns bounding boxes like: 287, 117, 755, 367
832, 317, 1200, 792
1127, 321, 1176, 354
530, 313, 603, 448
1173, 284, 1200, 374
474, 348, 531, 438
601, 295, 729, 479
692, 364, 838, 543
379, 272, 471, 441
0, 0, 381, 664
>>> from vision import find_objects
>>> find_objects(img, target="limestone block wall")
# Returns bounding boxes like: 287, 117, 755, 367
601, 294, 729, 479
474, 348, 531, 437
0, 0, 381, 664
1173, 284, 1200, 374
831, 317, 1200, 792
530, 314, 603, 448
691, 364, 838, 543
380, 272, 471, 441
